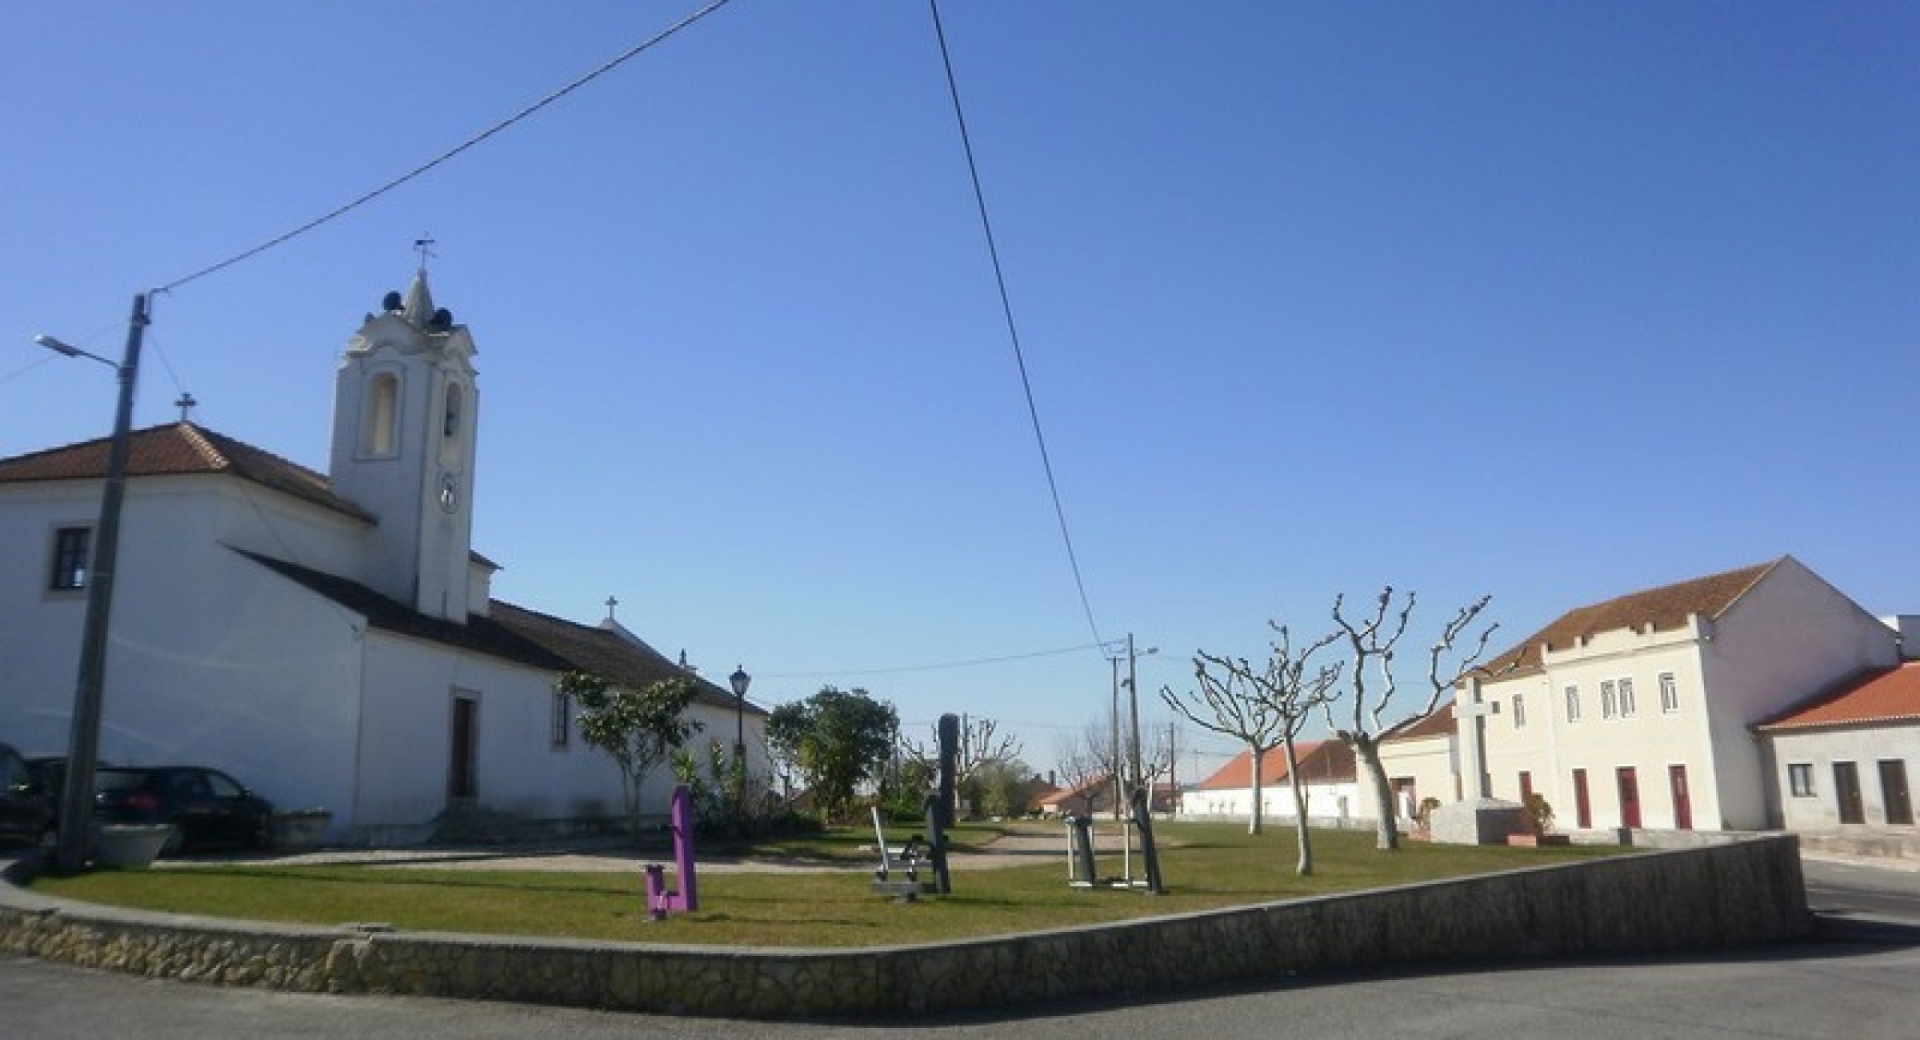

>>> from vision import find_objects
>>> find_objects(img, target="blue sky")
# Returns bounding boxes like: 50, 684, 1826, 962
5, 2, 1916, 781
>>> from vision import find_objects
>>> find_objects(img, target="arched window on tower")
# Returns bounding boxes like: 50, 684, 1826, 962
443, 383, 463, 438
363, 372, 401, 457
439, 383, 465, 469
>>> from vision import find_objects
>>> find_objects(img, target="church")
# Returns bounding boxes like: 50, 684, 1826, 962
0, 270, 763, 845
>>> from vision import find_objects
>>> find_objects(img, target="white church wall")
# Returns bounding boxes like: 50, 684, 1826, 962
0, 481, 366, 828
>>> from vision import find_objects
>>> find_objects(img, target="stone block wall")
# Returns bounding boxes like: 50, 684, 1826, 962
1, 835, 1809, 1019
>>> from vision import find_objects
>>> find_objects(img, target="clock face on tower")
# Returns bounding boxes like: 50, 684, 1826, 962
438, 472, 459, 513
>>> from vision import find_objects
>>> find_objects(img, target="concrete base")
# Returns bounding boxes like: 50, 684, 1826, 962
1430, 798, 1527, 845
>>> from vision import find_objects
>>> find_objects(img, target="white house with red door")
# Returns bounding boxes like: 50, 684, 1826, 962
1462, 557, 1903, 834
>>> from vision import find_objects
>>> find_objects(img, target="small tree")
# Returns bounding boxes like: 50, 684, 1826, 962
1324, 588, 1498, 851
563, 671, 703, 841
1052, 740, 1106, 818
765, 687, 898, 824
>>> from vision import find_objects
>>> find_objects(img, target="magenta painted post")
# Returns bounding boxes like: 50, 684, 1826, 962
640, 786, 699, 918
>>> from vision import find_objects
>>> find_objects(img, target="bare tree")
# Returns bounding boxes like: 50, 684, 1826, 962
900, 715, 1024, 789
1052, 738, 1107, 818
1079, 710, 1128, 818
1324, 587, 1498, 851
1164, 626, 1340, 874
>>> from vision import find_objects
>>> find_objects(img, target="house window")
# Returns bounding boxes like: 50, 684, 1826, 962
1788, 763, 1815, 797
1659, 672, 1679, 713
1512, 694, 1527, 729
49, 526, 91, 589
550, 690, 571, 749
1564, 685, 1581, 723
1618, 677, 1637, 718
1600, 680, 1619, 719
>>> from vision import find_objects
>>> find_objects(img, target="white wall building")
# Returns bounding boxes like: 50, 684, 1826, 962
0, 271, 763, 845
1181, 741, 1361, 825
1374, 705, 1458, 826
1462, 557, 1900, 833
1757, 662, 1918, 834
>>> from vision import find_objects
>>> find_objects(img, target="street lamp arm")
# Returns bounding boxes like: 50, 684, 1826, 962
33, 334, 117, 369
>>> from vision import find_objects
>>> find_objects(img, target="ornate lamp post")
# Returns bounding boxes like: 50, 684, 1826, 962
729, 665, 751, 764
35, 291, 152, 872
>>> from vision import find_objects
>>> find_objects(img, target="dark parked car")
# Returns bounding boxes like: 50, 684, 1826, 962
93, 766, 274, 854
0, 743, 57, 850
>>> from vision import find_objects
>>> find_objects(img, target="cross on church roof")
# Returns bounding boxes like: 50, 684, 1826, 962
604, 595, 618, 621
174, 392, 197, 422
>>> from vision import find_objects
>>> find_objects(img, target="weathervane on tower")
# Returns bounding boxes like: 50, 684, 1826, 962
413, 234, 437, 271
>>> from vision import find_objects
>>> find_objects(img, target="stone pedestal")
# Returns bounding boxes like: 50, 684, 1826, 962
92, 824, 175, 867
1429, 797, 1526, 845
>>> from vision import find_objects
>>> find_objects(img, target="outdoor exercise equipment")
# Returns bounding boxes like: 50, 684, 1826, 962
642, 784, 698, 919
1064, 786, 1164, 893
870, 712, 961, 900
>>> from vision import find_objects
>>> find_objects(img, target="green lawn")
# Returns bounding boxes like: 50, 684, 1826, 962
27, 823, 1624, 948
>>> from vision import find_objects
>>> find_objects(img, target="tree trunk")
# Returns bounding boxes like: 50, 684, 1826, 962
1352, 734, 1399, 851
1281, 730, 1313, 875
1247, 743, 1265, 835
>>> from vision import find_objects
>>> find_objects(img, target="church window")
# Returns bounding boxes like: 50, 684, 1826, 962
1600, 680, 1618, 719
1618, 677, 1637, 718
1511, 694, 1527, 728
1564, 685, 1581, 723
49, 526, 90, 589
550, 690, 571, 749
363, 372, 401, 457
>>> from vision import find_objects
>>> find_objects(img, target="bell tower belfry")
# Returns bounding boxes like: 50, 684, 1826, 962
327, 269, 480, 621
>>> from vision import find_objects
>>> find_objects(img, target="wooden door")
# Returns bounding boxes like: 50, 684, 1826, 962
1878, 760, 1912, 825
1616, 767, 1641, 829
449, 696, 479, 800
1834, 762, 1864, 824
1669, 764, 1692, 831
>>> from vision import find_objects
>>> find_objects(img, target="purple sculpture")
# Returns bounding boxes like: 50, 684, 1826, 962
643, 784, 698, 919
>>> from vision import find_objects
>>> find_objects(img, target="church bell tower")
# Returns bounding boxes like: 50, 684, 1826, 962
327, 269, 479, 621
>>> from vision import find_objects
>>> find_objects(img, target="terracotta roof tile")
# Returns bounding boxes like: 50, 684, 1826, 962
1480, 559, 1780, 678
0, 422, 372, 521
1194, 740, 1356, 790
1384, 703, 1454, 742
1757, 662, 1920, 731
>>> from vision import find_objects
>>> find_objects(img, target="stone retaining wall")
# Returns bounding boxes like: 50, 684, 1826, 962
0, 835, 1809, 1019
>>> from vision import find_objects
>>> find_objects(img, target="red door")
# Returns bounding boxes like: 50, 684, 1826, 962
1669, 765, 1692, 830
1617, 767, 1641, 829
1573, 769, 1591, 829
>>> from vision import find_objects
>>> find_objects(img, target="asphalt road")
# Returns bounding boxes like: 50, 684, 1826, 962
4, 855, 1916, 1039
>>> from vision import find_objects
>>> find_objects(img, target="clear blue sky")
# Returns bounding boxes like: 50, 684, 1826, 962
4, 3, 1915, 781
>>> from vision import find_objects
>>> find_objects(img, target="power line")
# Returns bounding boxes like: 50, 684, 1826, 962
927, 0, 1105, 652
760, 641, 1105, 681
158, 0, 736, 295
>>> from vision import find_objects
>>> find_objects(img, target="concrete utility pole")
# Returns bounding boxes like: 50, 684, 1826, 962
39, 291, 151, 872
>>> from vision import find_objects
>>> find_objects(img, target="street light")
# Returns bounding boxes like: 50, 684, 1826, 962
36, 291, 152, 872
728, 665, 751, 765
